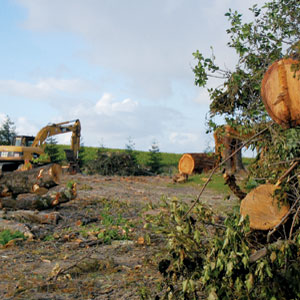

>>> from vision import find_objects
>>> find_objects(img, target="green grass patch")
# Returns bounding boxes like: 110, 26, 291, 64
185, 172, 230, 194
0, 229, 26, 245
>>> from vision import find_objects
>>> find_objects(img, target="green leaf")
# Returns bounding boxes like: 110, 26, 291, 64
246, 273, 254, 291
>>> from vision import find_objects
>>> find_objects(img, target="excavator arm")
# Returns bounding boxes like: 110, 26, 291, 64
32, 119, 81, 159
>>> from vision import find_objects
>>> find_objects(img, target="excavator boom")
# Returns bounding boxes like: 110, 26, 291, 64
0, 119, 81, 173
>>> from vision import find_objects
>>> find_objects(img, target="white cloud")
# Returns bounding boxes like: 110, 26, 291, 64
169, 132, 198, 145
17, 0, 267, 100
95, 93, 138, 116
0, 78, 92, 100
15, 116, 39, 136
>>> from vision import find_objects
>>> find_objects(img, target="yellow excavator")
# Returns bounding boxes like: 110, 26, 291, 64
0, 119, 81, 173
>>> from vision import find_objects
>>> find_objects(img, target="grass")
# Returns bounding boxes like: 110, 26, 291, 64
0, 229, 26, 245
55, 144, 254, 178
56, 144, 182, 169
184, 172, 230, 194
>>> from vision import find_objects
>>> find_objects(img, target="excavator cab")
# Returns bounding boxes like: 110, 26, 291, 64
13, 136, 35, 147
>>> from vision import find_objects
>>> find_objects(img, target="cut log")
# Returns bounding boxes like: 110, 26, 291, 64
0, 164, 61, 196
0, 210, 61, 225
0, 218, 34, 239
178, 153, 217, 175
261, 58, 300, 128
0, 183, 77, 211
240, 184, 290, 230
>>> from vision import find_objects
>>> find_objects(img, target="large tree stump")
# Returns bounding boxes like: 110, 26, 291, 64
261, 58, 300, 128
178, 153, 217, 175
0, 164, 61, 196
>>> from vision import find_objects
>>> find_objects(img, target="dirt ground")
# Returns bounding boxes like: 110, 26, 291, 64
0, 173, 234, 300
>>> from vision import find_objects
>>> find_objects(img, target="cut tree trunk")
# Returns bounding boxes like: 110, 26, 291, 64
261, 58, 300, 128
0, 218, 34, 239
0, 210, 61, 225
240, 184, 290, 230
0, 164, 61, 196
178, 153, 217, 175
0, 183, 77, 211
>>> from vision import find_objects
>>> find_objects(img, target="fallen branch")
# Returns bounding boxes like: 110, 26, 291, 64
0, 210, 61, 225
223, 172, 247, 200
267, 195, 300, 242
48, 249, 96, 281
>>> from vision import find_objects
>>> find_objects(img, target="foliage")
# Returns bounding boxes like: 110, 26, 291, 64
171, 1, 300, 298
78, 143, 86, 169
147, 141, 163, 174
78, 199, 133, 244
44, 137, 61, 163
153, 199, 300, 299
31, 153, 50, 165
54, 144, 181, 170
0, 115, 16, 145
85, 149, 148, 176
125, 136, 138, 164
0, 229, 26, 245
193, 0, 300, 128
192, 0, 300, 185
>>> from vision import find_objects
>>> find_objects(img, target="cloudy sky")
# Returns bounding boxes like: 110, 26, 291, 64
0, 0, 266, 153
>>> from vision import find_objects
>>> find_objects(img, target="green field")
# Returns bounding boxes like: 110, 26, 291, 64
57, 144, 182, 169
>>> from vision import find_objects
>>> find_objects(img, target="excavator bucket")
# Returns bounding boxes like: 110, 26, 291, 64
64, 149, 80, 174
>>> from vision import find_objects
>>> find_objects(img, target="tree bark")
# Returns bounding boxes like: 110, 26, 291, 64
0, 218, 34, 239
178, 153, 217, 175
0, 210, 61, 225
0, 183, 77, 211
214, 125, 246, 174
223, 172, 247, 200
0, 164, 61, 196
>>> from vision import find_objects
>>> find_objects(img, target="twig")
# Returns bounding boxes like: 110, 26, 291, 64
184, 126, 270, 218
48, 249, 95, 281
267, 196, 300, 243
289, 204, 300, 240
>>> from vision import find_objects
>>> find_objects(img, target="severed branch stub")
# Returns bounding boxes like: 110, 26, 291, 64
223, 172, 247, 200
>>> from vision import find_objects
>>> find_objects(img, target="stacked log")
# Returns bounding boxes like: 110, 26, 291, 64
0, 184, 77, 210
0, 164, 62, 196
0, 163, 76, 211
178, 153, 217, 175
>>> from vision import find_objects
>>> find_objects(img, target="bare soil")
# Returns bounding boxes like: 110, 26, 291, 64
0, 173, 234, 300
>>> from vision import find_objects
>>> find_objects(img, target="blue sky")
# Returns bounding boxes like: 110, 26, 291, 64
0, 0, 266, 153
